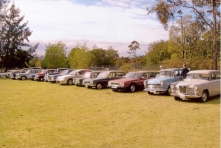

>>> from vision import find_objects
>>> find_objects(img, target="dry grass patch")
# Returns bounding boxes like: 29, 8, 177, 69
0, 79, 220, 148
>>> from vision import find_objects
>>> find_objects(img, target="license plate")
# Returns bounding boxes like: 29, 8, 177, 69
150, 90, 156, 93
111, 85, 118, 88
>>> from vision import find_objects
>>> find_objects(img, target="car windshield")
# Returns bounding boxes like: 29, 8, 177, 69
186, 73, 210, 80
40, 70, 46, 73
157, 71, 173, 78
123, 72, 141, 78
97, 71, 109, 78
68, 70, 78, 75
25, 70, 31, 73
83, 72, 91, 78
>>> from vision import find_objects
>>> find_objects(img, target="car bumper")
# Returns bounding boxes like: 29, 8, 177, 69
172, 93, 201, 99
143, 88, 167, 93
57, 80, 67, 84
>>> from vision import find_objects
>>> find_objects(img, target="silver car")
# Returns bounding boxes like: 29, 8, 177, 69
170, 70, 220, 102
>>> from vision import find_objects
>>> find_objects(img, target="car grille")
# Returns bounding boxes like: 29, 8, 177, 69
146, 84, 161, 88
179, 86, 187, 93
110, 82, 119, 86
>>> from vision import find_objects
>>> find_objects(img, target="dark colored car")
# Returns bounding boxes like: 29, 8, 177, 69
75, 71, 101, 86
108, 71, 158, 92
83, 70, 126, 89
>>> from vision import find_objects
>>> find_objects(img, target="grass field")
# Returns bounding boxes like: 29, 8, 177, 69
0, 79, 220, 148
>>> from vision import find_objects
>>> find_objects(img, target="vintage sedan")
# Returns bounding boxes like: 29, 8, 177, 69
48, 69, 73, 83
75, 71, 101, 87
56, 69, 91, 85
15, 69, 43, 80
34, 69, 55, 81
170, 70, 220, 102
143, 68, 182, 95
83, 70, 126, 89
108, 71, 157, 92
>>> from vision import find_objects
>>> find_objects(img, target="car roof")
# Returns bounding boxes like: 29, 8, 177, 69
160, 68, 181, 71
188, 70, 220, 74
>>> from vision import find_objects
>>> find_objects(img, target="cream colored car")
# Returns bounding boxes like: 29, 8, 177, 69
170, 70, 220, 102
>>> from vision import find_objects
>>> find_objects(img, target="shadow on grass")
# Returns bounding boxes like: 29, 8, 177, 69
173, 94, 220, 104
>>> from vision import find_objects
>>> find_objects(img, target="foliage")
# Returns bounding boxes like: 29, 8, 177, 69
42, 41, 68, 68
147, 0, 220, 69
68, 43, 95, 69
145, 40, 171, 67
0, 3, 38, 71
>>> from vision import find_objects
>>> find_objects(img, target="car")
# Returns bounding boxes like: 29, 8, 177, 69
56, 69, 91, 85
170, 70, 220, 102
83, 70, 126, 89
108, 71, 157, 92
15, 69, 43, 80
0, 70, 19, 78
34, 69, 55, 81
44, 68, 71, 82
143, 68, 182, 95
9, 67, 41, 79
75, 71, 101, 86
48, 69, 73, 83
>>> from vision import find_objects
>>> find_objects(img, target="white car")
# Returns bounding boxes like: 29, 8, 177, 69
56, 69, 91, 85
170, 70, 220, 102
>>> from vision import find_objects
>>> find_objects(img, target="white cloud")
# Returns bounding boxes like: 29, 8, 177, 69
11, 0, 169, 56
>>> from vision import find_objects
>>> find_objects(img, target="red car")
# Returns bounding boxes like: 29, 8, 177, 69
108, 71, 158, 92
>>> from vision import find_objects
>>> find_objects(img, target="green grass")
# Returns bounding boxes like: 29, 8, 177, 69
0, 79, 220, 148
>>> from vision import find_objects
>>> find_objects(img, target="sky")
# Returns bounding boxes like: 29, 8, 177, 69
10, 0, 169, 57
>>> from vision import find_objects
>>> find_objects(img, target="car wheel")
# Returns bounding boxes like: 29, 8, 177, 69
147, 91, 153, 95
174, 96, 180, 101
200, 91, 209, 102
67, 79, 73, 85
21, 76, 26, 80
129, 84, 136, 92
166, 86, 172, 96
2, 75, 6, 78
96, 83, 103, 89
40, 77, 44, 81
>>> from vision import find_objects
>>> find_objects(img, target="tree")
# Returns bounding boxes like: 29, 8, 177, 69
0, 2, 38, 71
147, 0, 220, 69
68, 43, 95, 69
42, 41, 68, 68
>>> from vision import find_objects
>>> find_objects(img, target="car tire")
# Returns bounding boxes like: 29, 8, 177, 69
200, 91, 209, 102
147, 91, 153, 95
174, 96, 180, 101
40, 77, 44, 81
96, 83, 103, 89
166, 86, 172, 96
21, 76, 26, 80
67, 79, 73, 85
129, 84, 136, 92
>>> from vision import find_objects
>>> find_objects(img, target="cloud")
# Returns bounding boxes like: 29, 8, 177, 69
12, 0, 168, 57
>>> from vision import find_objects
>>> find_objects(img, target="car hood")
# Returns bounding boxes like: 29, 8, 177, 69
147, 77, 175, 84
175, 79, 209, 88
109, 78, 141, 83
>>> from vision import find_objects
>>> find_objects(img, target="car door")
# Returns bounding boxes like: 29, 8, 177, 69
209, 72, 220, 96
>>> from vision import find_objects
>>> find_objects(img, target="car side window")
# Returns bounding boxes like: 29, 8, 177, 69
116, 72, 125, 77
141, 73, 147, 78
174, 70, 180, 76
211, 72, 216, 80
